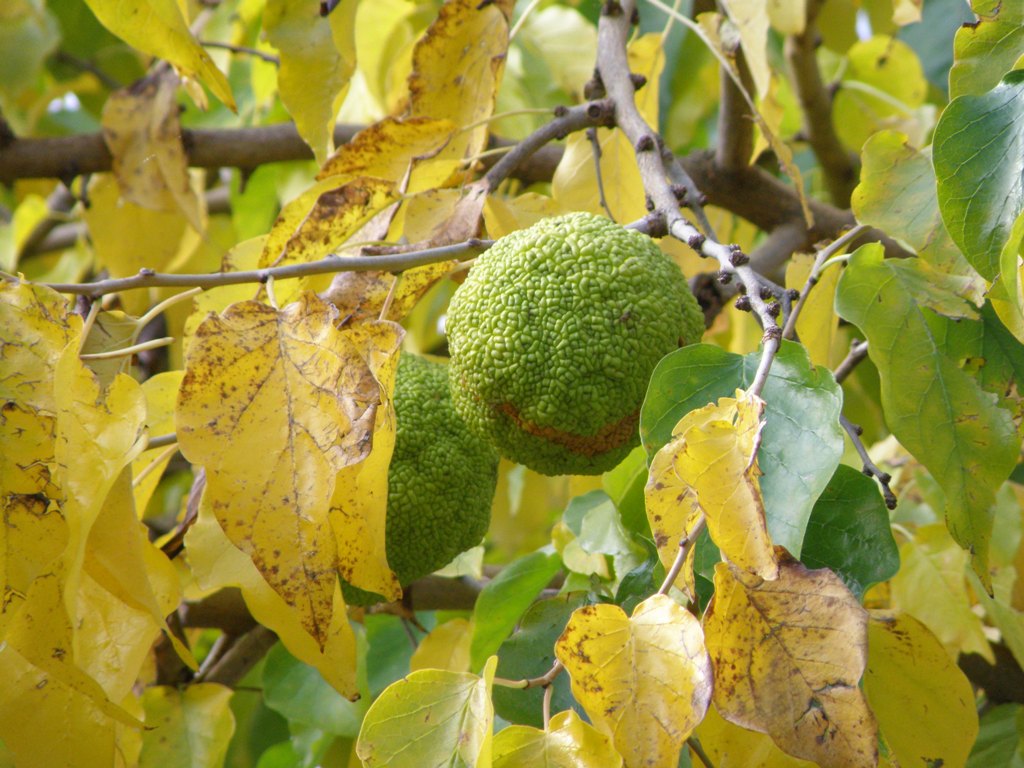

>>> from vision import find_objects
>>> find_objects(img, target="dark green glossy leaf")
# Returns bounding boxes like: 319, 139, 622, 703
801, 465, 900, 600
966, 704, 1024, 768
835, 244, 1020, 588
640, 341, 844, 556
935, 70, 1024, 280
469, 550, 562, 671
491, 595, 586, 728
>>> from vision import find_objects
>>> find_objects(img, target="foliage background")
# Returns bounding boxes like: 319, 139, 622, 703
2, 0, 1024, 766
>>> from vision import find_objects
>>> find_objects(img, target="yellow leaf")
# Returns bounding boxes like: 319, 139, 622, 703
703, 554, 877, 768
82, 0, 234, 110
140, 684, 235, 768
75, 569, 162, 702
0, 278, 79, 496
318, 116, 460, 193
183, 236, 268, 344
259, 176, 397, 269
888, 523, 993, 661
101, 72, 202, 231
177, 294, 390, 646
723, 0, 770, 97
493, 709, 623, 768
488, 461, 571, 559
785, 254, 840, 368
86, 469, 195, 670
0, 631, 130, 768
555, 594, 712, 768
695, 704, 817, 767
865, 611, 978, 768
407, 0, 512, 167
265, 0, 357, 164
647, 391, 777, 583
552, 35, 663, 222
767, 0, 807, 34
83, 174, 192, 315
330, 321, 404, 601
483, 194, 566, 239
132, 371, 184, 515
185, 496, 358, 697
2, 571, 141, 728
410, 618, 473, 673
0, 494, 67, 640
54, 344, 148, 599
356, 656, 497, 767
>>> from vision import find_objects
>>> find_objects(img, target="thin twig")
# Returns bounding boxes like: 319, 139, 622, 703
833, 339, 868, 384
200, 40, 279, 65
197, 626, 279, 686
715, 47, 755, 172
658, 516, 706, 595
782, 224, 867, 339
542, 683, 554, 730
493, 659, 564, 690
79, 336, 173, 360
147, 433, 179, 450
483, 100, 614, 192
841, 415, 897, 509
586, 127, 615, 220
38, 239, 492, 297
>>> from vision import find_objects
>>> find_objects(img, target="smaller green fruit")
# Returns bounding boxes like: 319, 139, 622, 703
343, 353, 499, 605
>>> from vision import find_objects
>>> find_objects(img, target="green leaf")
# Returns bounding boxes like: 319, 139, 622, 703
967, 704, 1024, 768
935, 70, 1024, 280
800, 465, 900, 600
470, 551, 562, 671
563, 491, 635, 557
950, 18, 1024, 99
356, 658, 496, 768
641, 341, 844, 556
836, 244, 1020, 586
851, 131, 985, 305
492, 595, 587, 728
364, 613, 435, 698
262, 643, 367, 738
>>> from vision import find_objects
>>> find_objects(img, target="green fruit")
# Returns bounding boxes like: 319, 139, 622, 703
446, 212, 703, 476
344, 353, 499, 605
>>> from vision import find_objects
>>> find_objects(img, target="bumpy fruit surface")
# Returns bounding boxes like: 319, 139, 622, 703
344, 353, 499, 604
446, 212, 703, 475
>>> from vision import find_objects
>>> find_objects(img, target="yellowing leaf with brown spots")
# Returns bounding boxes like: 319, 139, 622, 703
864, 611, 977, 768
101, 72, 202, 231
703, 553, 878, 768
647, 391, 777, 585
695, 704, 818, 767
177, 293, 387, 647
82, 0, 234, 110
410, 618, 473, 673
260, 177, 397, 269
329, 321, 403, 601
0, 494, 67, 641
318, 117, 460, 194
185, 494, 358, 696
492, 709, 624, 768
1, 571, 141, 728
264, 0, 357, 164
139, 684, 235, 767
356, 657, 497, 767
0, 278, 80, 496
407, 0, 512, 168
554, 594, 712, 768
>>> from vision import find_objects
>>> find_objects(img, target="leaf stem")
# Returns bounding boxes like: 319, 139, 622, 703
79, 336, 174, 360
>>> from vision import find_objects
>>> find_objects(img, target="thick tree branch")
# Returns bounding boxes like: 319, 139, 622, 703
715, 49, 755, 172
785, 3, 858, 206
0, 122, 563, 187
